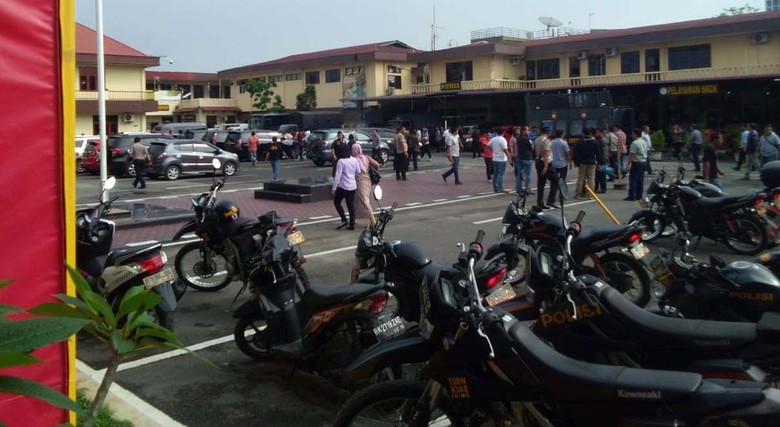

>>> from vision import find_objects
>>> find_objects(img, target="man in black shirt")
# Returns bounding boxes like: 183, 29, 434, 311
703, 133, 724, 190
331, 131, 350, 177
471, 127, 481, 158
513, 126, 534, 194
573, 128, 600, 199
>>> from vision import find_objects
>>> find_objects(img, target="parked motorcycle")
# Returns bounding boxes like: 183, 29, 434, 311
485, 183, 652, 306
231, 211, 403, 388
173, 159, 307, 292
76, 176, 182, 330
335, 228, 780, 427
629, 171, 769, 254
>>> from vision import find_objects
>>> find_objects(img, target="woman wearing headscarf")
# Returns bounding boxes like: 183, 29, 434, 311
352, 144, 381, 228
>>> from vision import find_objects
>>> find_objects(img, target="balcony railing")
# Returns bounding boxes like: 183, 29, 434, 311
75, 90, 155, 101
412, 64, 780, 95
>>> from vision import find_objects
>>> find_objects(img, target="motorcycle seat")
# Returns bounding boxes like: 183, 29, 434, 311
597, 286, 757, 351
505, 319, 703, 404
757, 312, 780, 342
105, 242, 162, 267
689, 193, 760, 209
303, 282, 383, 315
222, 217, 263, 239
572, 224, 632, 253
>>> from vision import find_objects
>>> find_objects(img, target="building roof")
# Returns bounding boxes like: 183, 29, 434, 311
76, 23, 158, 66
146, 71, 219, 82
408, 41, 526, 62
219, 41, 418, 77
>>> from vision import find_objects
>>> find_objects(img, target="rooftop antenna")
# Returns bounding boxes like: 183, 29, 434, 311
431, 6, 444, 50
539, 16, 563, 37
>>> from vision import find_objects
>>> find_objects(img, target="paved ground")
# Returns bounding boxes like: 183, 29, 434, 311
73, 155, 775, 426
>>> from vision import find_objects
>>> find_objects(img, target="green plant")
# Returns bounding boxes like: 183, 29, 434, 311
245, 78, 278, 112
76, 391, 132, 427
29, 266, 199, 427
0, 279, 86, 418
650, 130, 666, 152
270, 94, 286, 113
295, 85, 317, 111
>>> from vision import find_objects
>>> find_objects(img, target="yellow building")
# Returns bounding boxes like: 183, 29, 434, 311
75, 23, 158, 135
144, 71, 237, 129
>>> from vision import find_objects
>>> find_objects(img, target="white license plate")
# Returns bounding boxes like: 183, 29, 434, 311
373, 315, 406, 342
630, 243, 649, 259
287, 230, 305, 245
143, 267, 176, 290
486, 283, 518, 307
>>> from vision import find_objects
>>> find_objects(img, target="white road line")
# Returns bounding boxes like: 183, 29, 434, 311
157, 196, 178, 199
456, 195, 473, 199
309, 215, 332, 220
478, 191, 492, 195
77, 360, 184, 426
471, 200, 596, 224
405, 202, 422, 206
305, 245, 356, 258
117, 334, 239, 372
432, 198, 448, 202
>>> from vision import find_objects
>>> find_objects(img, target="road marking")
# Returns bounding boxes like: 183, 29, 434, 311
309, 215, 332, 220
305, 245, 357, 258
472, 200, 596, 224
432, 198, 448, 202
456, 195, 473, 199
479, 191, 492, 195
77, 360, 184, 426
405, 202, 422, 206
117, 334, 240, 372
158, 196, 178, 199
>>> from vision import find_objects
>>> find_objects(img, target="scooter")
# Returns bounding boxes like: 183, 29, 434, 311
76, 176, 182, 330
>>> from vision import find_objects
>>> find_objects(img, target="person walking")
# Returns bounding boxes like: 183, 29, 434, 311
370, 128, 383, 164
408, 128, 420, 172
671, 123, 684, 160
488, 129, 512, 192
441, 126, 462, 185
758, 124, 780, 167
296, 129, 306, 161
742, 124, 760, 179
514, 126, 534, 194
534, 127, 559, 209
703, 133, 725, 190
594, 128, 610, 193
551, 130, 572, 181
247, 131, 259, 166
734, 124, 750, 171
641, 125, 653, 175
331, 131, 350, 177
615, 126, 628, 177
605, 127, 618, 174
625, 128, 648, 201
332, 150, 361, 231
573, 128, 600, 199
128, 136, 150, 189
352, 144, 380, 228
471, 127, 481, 159
265, 136, 284, 181
481, 133, 494, 182
420, 128, 432, 161
688, 124, 703, 171
393, 126, 409, 180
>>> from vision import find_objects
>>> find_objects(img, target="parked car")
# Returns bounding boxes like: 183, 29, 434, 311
146, 139, 240, 180
80, 139, 101, 175
106, 133, 172, 177
356, 128, 396, 157
202, 129, 230, 145
222, 130, 282, 161
75, 135, 99, 173
184, 129, 208, 141
307, 129, 391, 166
151, 122, 207, 134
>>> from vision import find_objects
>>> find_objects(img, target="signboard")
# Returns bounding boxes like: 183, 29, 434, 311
440, 81, 461, 91
342, 66, 366, 109
666, 85, 718, 96
158, 104, 170, 111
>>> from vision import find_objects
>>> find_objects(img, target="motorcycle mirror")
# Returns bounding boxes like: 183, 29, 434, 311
373, 185, 383, 201
105, 176, 116, 190
212, 158, 222, 170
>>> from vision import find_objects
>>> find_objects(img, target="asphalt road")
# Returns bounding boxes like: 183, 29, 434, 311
74, 156, 773, 426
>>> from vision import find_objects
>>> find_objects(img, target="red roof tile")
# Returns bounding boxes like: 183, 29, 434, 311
75, 23, 150, 57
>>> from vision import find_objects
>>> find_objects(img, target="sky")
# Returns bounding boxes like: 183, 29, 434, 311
75, 0, 768, 73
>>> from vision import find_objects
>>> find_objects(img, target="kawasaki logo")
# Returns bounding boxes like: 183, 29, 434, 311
617, 389, 662, 400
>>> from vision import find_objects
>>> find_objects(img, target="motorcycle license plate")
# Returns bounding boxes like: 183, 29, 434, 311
630, 243, 649, 259
287, 230, 305, 246
757, 205, 767, 217
143, 267, 176, 290
373, 315, 406, 342
486, 283, 518, 307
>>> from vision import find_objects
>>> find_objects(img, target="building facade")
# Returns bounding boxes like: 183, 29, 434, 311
145, 71, 237, 128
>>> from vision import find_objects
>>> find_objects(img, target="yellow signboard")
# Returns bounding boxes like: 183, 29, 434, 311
158, 104, 170, 111
667, 85, 718, 96
440, 82, 462, 91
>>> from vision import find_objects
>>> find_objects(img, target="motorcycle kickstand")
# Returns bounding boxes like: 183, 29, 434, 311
226, 282, 248, 312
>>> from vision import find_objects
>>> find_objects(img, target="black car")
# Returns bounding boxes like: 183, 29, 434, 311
222, 130, 282, 161
147, 139, 240, 180
107, 133, 172, 177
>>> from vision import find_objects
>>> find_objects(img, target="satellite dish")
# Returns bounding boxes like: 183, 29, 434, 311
539, 16, 563, 31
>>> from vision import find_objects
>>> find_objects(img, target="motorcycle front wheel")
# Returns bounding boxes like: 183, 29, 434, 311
724, 214, 769, 255
234, 313, 273, 359
174, 242, 234, 291
333, 381, 462, 427
599, 252, 651, 307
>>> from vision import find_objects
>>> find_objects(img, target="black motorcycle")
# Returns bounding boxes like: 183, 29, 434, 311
173, 160, 306, 291
231, 214, 403, 388
485, 186, 652, 306
335, 228, 780, 427
76, 176, 182, 329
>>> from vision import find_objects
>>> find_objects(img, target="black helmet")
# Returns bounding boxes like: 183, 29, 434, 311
214, 200, 239, 224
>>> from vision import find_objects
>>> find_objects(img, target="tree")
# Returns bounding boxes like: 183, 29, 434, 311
295, 85, 318, 111
245, 78, 278, 112
717, 3, 759, 16
270, 94, 286, 113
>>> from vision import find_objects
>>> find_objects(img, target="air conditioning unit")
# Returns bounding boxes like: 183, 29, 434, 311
753, 32, 770, 45
122, 113, 135, 123
576, 51, 588, 60
605, 47, 618, 57
509, 56, 524, 66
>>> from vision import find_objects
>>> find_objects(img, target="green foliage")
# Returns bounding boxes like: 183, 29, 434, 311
295, 85, 317, 111
245, 78, 278, 112
270, 95, 286, 113
717, 3, 759, 16
76, 392, 132, 427
651, 130, 666, 152
0, 279, 87, 415
724, 125, 743, 153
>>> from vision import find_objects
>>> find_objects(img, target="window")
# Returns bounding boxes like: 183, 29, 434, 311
193, 85, 204, 99
268, 75, 283, 83
526, 59, 560, 80
285, 73, 301, 81
305, 71, 320, 84
587, 55, 606, 76
238, 80, 246, 94
569, 57, 581, 78
620, 51, 640, 74
223, 85, 231, 98
645, 49, 660, 72
79, 67, 97, 91
445, 61, 473, 82
345, 66, 365, 75
387, 75, 402, 90
209, 85, 220, 98
668, 44, 711, 70
174, 143, 193, 152
325, 68, 341, 83
158, 83, 172, 91
387, 65, 402, 74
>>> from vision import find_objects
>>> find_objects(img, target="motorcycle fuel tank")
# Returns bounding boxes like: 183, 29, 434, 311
721, 261, 780, 315
386, 241, 432, 271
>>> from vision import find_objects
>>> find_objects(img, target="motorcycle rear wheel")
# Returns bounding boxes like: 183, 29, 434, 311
724, 215, 769, 255
174, 242, 233, 292
635, 214, 666, 242
598, 252, 651, 307
333, 381, 462, 427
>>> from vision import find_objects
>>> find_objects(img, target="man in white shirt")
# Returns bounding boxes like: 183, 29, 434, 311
441, 126, 462, 185
641, 125, 653, 175
487, 131, 513, 192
